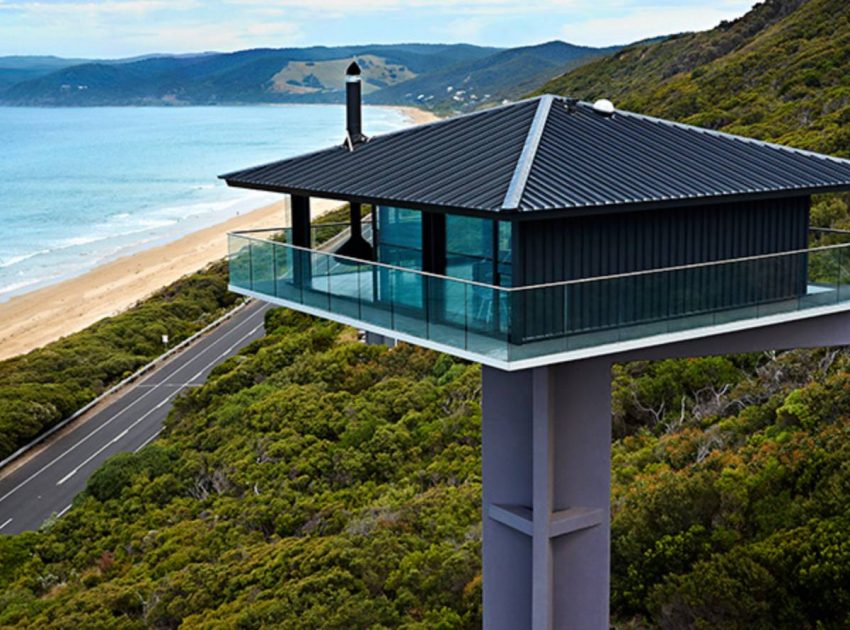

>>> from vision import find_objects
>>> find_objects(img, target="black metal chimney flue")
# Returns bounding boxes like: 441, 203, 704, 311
345, 61, 366, 147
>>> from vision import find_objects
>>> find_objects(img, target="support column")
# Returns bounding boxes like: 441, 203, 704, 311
291, 195, 311, 286
364, 331, 396, 347
482, 359, 612, 630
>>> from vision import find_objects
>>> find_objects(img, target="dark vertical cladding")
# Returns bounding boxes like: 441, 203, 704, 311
345, 61, 365, 145
514, 197, 811, 342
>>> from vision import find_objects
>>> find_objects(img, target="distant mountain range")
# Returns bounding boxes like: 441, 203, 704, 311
0, 41, 620, 112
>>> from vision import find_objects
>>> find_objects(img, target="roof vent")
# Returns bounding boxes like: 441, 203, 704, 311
592, 99, 615, 117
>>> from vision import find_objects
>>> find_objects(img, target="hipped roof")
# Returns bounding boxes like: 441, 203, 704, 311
222, 95, 850, 215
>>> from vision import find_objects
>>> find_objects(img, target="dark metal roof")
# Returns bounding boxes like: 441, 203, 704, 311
222, 95, 850, 214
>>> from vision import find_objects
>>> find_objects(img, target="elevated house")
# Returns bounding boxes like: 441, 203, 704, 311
221, 62, 850, 629
223, 64, 850, 370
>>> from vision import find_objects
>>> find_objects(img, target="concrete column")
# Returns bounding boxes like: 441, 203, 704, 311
482, 359, 611, 630
364, 331, 396, 347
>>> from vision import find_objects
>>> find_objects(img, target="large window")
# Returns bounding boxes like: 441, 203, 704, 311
376, 206, 424, 309
375, 206, 512, 323
377, 206, 423, 270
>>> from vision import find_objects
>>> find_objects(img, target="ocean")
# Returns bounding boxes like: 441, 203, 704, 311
0, 105, 408, 302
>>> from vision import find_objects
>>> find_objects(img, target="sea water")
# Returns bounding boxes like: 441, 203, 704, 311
0, 105, 408, 301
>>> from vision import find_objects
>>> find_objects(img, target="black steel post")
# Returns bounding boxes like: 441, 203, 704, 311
291, 195, 312, 287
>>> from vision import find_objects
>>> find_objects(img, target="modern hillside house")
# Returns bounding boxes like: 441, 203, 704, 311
222, 63, 850, 629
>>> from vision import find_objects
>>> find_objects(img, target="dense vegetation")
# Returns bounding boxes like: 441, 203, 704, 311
540, 0, 850, 157
0, 261, 238, 461
0, 310, 484, 628
2, 306, 850, 627
4, 1, 850, 626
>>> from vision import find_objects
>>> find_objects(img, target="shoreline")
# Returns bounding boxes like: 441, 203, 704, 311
0, 104, 440, 361
381, 105, 440, 125
0, 197, 344, 361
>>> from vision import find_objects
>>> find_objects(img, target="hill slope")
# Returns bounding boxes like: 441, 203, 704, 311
539, 0, 850, 156
370, 41, 620, 113
0, 41, 615, 108
0, 44, 497, 106
1, 303, 850, 628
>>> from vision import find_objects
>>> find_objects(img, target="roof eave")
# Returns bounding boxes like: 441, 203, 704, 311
511, 185, 850, 220
224, 177, 850, 220
222, 177, 514, 219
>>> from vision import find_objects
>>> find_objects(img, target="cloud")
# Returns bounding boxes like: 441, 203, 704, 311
131, 21, 303, 51
563, 4, 752, 46
0, 0, 196, 14
225, 0, 580, 14
442, 16, 489, 41
0, 0, 753, 57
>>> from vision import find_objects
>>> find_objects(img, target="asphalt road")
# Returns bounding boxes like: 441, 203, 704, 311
0, 300, 270, 535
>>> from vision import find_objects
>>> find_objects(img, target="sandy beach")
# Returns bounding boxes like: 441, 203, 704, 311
0, 197, 346, 361
0, 106, 440, 361
389, 106, 440, 125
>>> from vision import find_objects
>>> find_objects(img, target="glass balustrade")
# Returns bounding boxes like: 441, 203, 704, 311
228, 228, 850, 365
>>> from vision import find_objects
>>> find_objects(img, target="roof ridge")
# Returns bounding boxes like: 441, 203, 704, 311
501, 94, 554, 210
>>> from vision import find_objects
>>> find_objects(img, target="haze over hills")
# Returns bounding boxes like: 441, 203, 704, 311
0, 41, 618, 111
539, 0, 850, 156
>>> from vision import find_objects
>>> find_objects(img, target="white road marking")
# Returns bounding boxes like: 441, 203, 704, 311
56, 428, 129, 485
0, 517, 11, 530
0, 307, 266, 505
136, 383, 206, 388
56, 504, 72, 518
134, 430, 162, 453
54, 320, 264, 486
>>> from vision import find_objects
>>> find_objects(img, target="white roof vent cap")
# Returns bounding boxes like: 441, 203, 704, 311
592, 98, 615, 116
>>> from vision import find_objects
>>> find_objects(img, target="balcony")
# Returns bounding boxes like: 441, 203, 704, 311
228, 226, 850, 369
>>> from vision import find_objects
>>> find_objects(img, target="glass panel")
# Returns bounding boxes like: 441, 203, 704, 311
228, 232, 850, 368
377, 206, 423, 275
228, 235, 253, 291
250, 240, 275, 296
427, 276, 467, 349
391, 267, 426, 338
276, 245, 302, 304
445, 214, 500, 287
328, 255, 363, 320
377, 249, 423, 311
303, 251, 331, 311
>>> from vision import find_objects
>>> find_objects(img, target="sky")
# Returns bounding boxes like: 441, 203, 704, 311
0, 0, 754, 58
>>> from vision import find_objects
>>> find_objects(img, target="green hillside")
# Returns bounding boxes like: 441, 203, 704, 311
5, 2, 850, 627
539, 0, 850, 156
370, 41, 620, 114
2, 304, 850, 627
0, 41, 615, 108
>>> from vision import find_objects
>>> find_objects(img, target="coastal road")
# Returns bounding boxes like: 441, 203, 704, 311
0, 299, 271, 535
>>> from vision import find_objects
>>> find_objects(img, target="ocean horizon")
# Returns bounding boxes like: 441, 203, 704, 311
0, 105, 408, 302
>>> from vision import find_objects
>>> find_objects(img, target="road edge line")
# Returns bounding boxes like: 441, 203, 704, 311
0, 299, 255, 472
